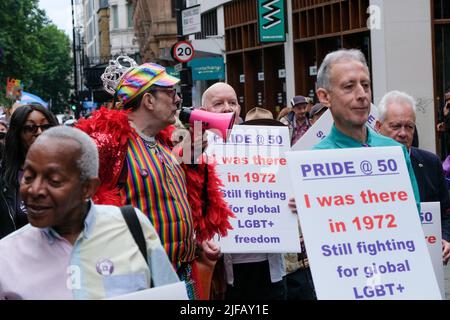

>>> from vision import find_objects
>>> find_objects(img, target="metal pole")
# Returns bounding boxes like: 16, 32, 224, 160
176, 0, 184, 41
175, 0, 192, 108
71, 0, 79, 117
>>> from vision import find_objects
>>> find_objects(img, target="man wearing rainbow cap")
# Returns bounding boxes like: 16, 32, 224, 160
77, 57, 233, 300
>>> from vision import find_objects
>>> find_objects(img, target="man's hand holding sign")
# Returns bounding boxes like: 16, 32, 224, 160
210, 125, 300, 253
286, 147, 441, 299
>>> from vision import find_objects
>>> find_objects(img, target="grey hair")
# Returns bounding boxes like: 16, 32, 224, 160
37, 126, 99, 181
317, 49, 369, 90
377, 90, 416, 122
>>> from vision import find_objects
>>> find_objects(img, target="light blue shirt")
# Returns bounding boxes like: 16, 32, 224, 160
0, 202, 179, 300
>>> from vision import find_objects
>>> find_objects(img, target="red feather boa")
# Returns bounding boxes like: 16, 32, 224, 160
76, 107, 234, 242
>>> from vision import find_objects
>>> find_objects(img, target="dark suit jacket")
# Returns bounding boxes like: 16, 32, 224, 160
410, 147, 450, 241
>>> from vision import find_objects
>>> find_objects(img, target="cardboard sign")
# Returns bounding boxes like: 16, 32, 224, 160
208, 125, 300, 253
291, 105, 379, 151
420, 202, 444, 297
6, 77, 22, 100
107, 282, 188, 300
286, 146, 441, 299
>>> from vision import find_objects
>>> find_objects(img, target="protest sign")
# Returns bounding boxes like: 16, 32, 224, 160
6, 77, 22, 100
208, 125, 300, 253
286, 146, 441, 299
420, 202, 444, 297
291, 104, 378, 151
107, 281, 188, 300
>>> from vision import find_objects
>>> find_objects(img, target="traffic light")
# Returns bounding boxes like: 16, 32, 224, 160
69, 94, 77, 110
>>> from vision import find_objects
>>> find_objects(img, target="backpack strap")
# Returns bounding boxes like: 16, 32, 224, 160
120, 205, 153, 288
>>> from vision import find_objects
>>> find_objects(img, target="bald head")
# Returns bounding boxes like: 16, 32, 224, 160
201, 82, 241, 123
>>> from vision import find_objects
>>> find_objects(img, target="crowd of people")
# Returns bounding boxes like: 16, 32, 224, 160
0, 48, 449, 300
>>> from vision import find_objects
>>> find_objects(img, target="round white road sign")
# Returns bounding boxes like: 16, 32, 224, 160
173, 41, 195, 63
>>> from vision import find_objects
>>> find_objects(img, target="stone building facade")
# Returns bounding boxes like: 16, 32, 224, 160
131, 0, 178, 65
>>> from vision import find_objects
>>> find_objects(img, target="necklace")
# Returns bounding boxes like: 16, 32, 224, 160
130, 122, 157, 148
143, 137, 157, 149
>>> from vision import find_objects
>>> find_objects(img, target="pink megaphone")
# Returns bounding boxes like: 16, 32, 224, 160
179, 107, 235, 141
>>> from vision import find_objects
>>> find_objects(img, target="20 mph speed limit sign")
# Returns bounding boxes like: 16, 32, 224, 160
172, 41, 195, 63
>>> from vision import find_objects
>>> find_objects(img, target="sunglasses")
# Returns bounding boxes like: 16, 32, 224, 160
22, 124, 53, 134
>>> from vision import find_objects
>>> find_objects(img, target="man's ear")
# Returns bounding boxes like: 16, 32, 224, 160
374, 120, 382, 133
316, 88, 331, 108
142, 92, 155, 111
82, 177, 101, 201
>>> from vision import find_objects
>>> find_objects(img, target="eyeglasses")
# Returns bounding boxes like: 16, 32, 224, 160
149, 88, 182, 102
22, 124, 53, 134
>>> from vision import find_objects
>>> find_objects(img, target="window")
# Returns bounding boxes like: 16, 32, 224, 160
112, 5, 118, 29
171, 0, 176, 18
195, 9, 218, 40
127, 3, 134, 28
434, 0, 450, 19
98, 31, 102, 54
99, 0, 108, 9
88, 22, 94, 43
87, 0, 93, 18
433, 0, 450, 158
93, 17, 96, 37
435, 25, 450, 100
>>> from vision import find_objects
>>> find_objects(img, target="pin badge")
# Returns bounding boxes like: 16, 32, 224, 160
140, 169, 149, 177
96, 259, 115, 276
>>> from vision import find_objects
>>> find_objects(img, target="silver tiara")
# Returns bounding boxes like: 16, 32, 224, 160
101, 55, 138, 95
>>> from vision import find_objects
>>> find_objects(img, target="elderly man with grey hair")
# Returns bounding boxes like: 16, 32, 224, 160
311, 49, 420, 208
288, 49, 422, 298
290, 49, 420, 209
375, 90, 450, 264
0, 126, 179, 300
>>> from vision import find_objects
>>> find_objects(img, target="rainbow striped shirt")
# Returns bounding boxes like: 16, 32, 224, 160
121, 133, 195, 270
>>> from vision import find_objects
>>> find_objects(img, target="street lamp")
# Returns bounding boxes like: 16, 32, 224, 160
71, 0, 86, 119
175, 0, 193, 108
71, 0, 79, 118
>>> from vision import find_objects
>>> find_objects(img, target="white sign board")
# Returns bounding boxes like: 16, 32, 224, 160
182, 6, 201, 36
420, 202, 444, 297
208, 125, 301, 253
291, 105, 379, 151
186, 0, 199, 8
174, 63, 183, 72
107, 282, 188, 300
286, 146, 441, 299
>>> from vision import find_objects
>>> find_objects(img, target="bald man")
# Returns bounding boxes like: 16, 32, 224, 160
201, 82, 242, 124
201, 82, 287, 301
